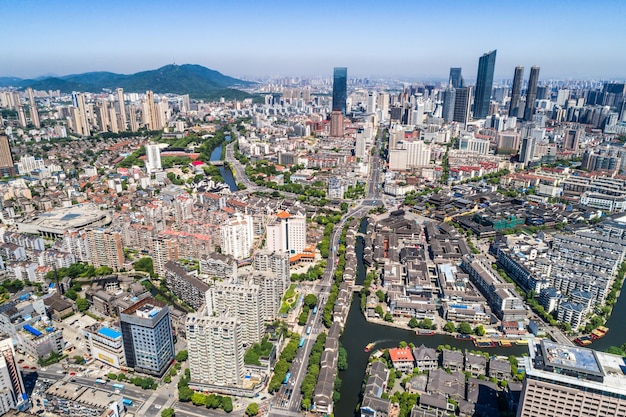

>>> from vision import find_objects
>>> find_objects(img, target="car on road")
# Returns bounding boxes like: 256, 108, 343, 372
154, 405, 162, 409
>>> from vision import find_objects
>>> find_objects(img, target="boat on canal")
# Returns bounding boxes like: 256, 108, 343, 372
365, 342, 376, 352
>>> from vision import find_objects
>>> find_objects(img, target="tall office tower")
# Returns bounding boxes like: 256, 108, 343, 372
453, 86, 472, 126
518, 136, 536, 165
128, 105, 139, 132
509, 66, 524, 117
563, 128, 581, 151
473, 50, 497, 119
17, 106, 27, 128
265, 210, 307, 255
330, 110, 344, 137
145, 142, 162, 174
517, 339, 626, 417
85, 228, 124, 271
523, 66, 540, 121
26, 88, 40, 128
0, 135, 14, 177
0, 338, 27, 413
332, 67, 348, 115
186, 310, 245, 388
449, 67, 464, 88
442, 85, 456, 122
220, 214, 255, 259
120, 297, 174, 377
378, 92, 390, 121
366, 91, 377, 114
116, 88, 127, 130
205, 280, 263, 346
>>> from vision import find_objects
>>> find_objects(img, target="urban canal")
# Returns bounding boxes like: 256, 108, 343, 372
210, 142, 238, 192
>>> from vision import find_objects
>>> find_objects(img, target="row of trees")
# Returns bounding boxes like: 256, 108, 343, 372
268, 335, 301, 392
442, 321, 486, 336
297, 294, 319, 325
300, 332, 327, 410
322, 221, 352, 327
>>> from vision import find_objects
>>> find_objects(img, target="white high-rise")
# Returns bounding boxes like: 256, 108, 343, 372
116, 88, 127, 131
265, 210, 306, 255
0, 338, 28, 414
220, 214, 254, 260
186, 310, 245, 388
145, 142, 162, 174
205, 279, 263, 346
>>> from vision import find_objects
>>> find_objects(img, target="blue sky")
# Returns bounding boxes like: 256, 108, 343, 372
1, 0, 625, 80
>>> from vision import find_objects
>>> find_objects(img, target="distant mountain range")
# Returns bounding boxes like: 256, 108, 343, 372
0, 64, 255, 100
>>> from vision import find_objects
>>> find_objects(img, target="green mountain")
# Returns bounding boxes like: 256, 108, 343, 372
9, 64, 254, 100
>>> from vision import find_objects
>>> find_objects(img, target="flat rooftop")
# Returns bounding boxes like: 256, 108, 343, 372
15, 204, 111, 235
540, 340, 602, 376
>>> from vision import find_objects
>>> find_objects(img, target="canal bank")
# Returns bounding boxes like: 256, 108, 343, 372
210, 143, 238, 192
335, 218, 527, 417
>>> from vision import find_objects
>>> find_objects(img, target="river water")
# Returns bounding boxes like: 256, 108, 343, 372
335, 219, 528, 417
209, 143, 238, 192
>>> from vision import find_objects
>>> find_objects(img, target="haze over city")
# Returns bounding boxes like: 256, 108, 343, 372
2, 0, 626, 80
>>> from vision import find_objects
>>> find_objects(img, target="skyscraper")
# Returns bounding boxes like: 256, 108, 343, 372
473, 50, 497, 119
332, 67, 347, 115
449, 67, 464, 89
145, 142, 162, 174
523, 66, 540, 121
453, 86, 472, 126
442, 85, 456, 123
0, 338, 27, 413
26, 88, 40, 128
116, 88, 127, 131
509, 66, 524, 118
0, 135, 14, 177
330, 110, 344, 137
119, 297, 174, 377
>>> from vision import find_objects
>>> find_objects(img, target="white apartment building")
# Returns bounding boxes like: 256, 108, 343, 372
145, 142, 162, 174
265, 210, 306, 255
0, 338, 28, 414
220, 214, 254, 260
186, 311, 245, 388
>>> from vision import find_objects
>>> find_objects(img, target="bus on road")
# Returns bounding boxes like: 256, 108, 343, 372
95, 379, 106, 385
306, 326, 312, 335
299, 338, 305, 348
122, 399, 133, 406
283, 372, 291, 384
112, 383, 124, 390
312, 306, 318, 315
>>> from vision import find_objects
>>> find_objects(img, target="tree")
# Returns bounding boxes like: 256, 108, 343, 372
408, 318, 419, 328
191, 392, 207, 406
245, 402, 259, 416
303, 294, 318, 308
458, 322, 473, 335
178, 386, 194, 402
376, 290, 385, 302
161, 408, 175, 417
76, 297, 89, 312
475, 325, 486, 336
175, 350, 188, 362
222, 396, 233, 413
374, 305, 384, 317
443, 321, 456, 333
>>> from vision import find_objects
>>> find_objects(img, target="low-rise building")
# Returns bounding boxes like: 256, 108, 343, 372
82, 325, 126, 369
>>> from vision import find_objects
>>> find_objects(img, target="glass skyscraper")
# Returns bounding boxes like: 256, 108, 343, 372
524, 66, 540, 121
509, 66, 524, 118
473, 50, 497, 119
332, 67, 347, 115
449, 67, 464, 89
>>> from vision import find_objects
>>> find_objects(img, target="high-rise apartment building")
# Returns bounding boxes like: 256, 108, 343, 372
330, 110, 344, 137
85, 228, 124, 271
563, 128, 581, 151
186, 310, 245, 389
265, 210, 306, 255
517, 339, 626, 417
509, 66, 524, 118
449, 67, 464, 89
205, 280, 263, 346
253, 250, 290, 291
152, 237, 179, 278
220, 214, 254, 260
145, 142, 162, 174
119, 297, 174, 377
0, 338, 28, 413
0, 135, 14, 177
332, 67, 348, 115
116, 88, 127, 131
473, 50, 497, 119
366, 92, 377, 114
524, 66, 540, 121
26, 88, 40, 128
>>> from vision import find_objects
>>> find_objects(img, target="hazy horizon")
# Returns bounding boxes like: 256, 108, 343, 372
2, 0, 625, 81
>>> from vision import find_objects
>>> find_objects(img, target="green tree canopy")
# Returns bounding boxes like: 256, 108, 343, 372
245, 403, 259, 416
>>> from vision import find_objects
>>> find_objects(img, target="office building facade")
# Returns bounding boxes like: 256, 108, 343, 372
265, 210, 307, 255
524, 66, 540, 121
509, 66, 524, 118
119, 297, 174, 376
473, 50, 497, 119
332, 67, 348, 115
449, 67, 464, 89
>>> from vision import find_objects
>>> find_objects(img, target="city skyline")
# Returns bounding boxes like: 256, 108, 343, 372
1, 0, 625, 80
